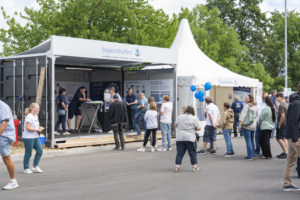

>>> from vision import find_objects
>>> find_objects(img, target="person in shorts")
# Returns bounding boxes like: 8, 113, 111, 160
0, 100, 19, 190
198, 97, 220, 155
67, 86, 90, 133
275, 92, 288, 159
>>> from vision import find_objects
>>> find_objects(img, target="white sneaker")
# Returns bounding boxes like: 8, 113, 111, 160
24, 169, 33, 174
157, 148, 167, 152
32, 166, 44, 173
137, 148, 145, 152
168, 148, 172, 151
3, 179, 19, 190
151, 147, 155, 152
54, 131, 60, 135
62, 132, 71, 136
108, 130, 114, 134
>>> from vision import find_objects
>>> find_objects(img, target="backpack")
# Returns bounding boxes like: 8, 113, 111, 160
242, 104, 255, 126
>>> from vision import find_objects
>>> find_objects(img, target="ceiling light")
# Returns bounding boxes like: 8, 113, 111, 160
65, 67, 93, 71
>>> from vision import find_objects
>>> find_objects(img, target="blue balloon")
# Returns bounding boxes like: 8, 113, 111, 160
19, 95, 23, 100
190, 85, 196, 92
198, 90, 205, 98
195, 92, 199, 99
200, 97, 205, 102
204, 82, 212, 91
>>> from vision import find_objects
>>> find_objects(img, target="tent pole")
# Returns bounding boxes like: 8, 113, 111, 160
173, 64, 177, 136
36, 58, 39, 88
13, 60, 16, 115
45, 57, 48, 140
50, 56, 56, 148
21, 59, 24, 135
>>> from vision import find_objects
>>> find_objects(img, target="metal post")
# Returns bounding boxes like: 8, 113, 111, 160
173, 64, 177, 136
45, 57, 48, 139
284, 0, 288, 89
13, 60, 16, 115
50, 56, 56, 148
21, 59, 24, 134
36, 58, 39, 88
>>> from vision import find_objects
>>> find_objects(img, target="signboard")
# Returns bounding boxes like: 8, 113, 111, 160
233, 87, 251, 103
90, 81, 121, 101
124, 79, 173, 103
284, 88, 292, 97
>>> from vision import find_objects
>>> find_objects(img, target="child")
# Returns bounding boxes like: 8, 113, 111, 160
222, 102, 235, 157
23, 103, 44, 174
137, 102, 158, 152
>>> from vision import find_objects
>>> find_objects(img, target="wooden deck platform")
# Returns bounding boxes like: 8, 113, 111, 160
54, 132, 162, 149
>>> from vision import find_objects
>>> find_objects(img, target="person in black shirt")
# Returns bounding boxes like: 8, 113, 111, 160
109, 95, 127, 151
126, 88, 137, 131
54, 88, 69, 136
67, 86, 90, 133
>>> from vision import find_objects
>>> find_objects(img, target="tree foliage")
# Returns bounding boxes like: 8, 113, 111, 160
206, 0, 268, 64
1, 0, 299, 91
0, 0, 177, 56
264, 11, 300, 91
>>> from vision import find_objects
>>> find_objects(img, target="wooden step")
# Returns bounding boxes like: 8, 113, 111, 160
55, 132, 162, 149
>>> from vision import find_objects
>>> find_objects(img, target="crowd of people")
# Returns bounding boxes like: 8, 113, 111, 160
0, 83, 299, 192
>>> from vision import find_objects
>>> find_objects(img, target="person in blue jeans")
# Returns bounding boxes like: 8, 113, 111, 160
222, 102, 234, 157
125, 88, 137, 131
54, 88, 69, 136
158, 95, 173, 151
174, 106, 201, 172
133, 93, 148, 135
238, 94, 258, 160
23, 103, 44, 174
231, 97, 244, 137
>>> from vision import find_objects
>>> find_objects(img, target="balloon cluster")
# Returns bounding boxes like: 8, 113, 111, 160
190, 82, 212, 102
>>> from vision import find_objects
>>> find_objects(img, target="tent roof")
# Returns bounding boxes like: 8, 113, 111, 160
172, 19, 259, 87
1, 36, 177, 68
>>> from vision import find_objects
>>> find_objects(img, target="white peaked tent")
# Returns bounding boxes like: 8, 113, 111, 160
172, 19, 260, 87
172, 19, 262, 127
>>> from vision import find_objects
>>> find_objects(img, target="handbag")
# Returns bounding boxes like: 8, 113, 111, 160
242, 104, 255, 126
57, 109, 66, 116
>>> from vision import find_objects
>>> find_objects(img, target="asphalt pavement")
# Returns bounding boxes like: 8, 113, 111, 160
0, 136, 299, 200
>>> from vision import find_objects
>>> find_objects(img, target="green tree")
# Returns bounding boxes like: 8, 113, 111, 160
178, 5, 274, 91
206, 0, 268, 64
264, 11, 300, 91
0, 0, 177, 56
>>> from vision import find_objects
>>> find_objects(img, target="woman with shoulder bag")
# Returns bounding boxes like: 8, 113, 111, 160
174, 106, 201, 172
54, 88, 69, 136
238, 94, 258, 160
259, 96, 275, 159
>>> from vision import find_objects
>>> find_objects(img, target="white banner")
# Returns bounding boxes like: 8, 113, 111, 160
124, 79, 173, 103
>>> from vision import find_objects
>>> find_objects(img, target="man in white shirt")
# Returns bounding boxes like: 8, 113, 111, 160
198, 96, 220, 154
158, 95, 173, 151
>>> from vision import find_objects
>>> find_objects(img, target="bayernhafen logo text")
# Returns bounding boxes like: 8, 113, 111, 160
102, 47, 141, 59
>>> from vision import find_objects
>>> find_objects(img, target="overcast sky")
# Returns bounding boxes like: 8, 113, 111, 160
1, 0, 300, 53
